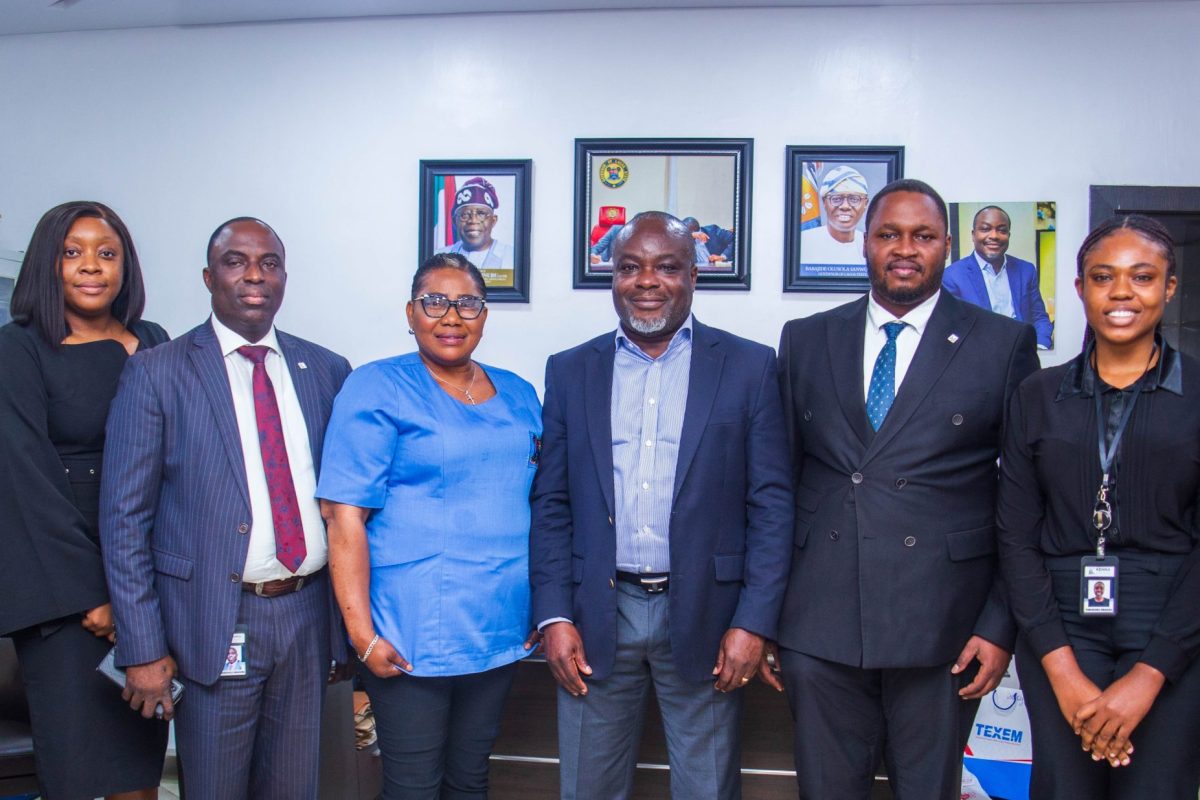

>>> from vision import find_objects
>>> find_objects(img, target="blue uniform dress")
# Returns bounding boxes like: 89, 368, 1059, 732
317, 352, 542, 676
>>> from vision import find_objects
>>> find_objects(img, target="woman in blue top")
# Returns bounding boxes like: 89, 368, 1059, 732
318, 253, 541, 799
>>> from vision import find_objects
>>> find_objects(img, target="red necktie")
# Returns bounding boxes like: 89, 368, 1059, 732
237, 345, 307, 573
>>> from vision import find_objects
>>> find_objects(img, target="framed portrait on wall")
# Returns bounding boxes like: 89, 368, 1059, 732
947, 200, 1057, 350
783, 146, 904, 293
418, 159, 532, 303
573, 138, 753, 290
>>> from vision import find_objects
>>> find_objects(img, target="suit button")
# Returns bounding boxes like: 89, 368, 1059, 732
851, 472, 864, 485
803, 410, 813, 422
829, 530, 840, 541
895, 478, 907, 489
609, 578, 615, 588
904, 536, 916, 547
607, 516, 614, 526
238, 522, 250, 534
952, 414, 964, 426
230, 572, 241, 582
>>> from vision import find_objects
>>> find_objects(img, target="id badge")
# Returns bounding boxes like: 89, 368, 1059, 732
1080, 555, 1119, 617
221, 625, 248, 679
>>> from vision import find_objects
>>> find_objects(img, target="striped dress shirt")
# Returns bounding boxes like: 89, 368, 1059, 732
611, 316, 693, 574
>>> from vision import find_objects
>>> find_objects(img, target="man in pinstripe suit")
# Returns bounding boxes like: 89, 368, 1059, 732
100, 218, 352, 799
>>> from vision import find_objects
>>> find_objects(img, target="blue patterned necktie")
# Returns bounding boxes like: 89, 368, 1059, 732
866, 322, 906, 431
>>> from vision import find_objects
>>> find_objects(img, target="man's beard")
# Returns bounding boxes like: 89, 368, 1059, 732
625, 313, 671, 335
869, 266, 939, 307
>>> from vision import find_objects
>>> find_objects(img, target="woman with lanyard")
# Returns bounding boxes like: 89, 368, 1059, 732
997, 214, 1200, 797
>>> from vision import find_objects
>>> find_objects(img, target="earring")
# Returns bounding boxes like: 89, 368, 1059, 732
407, 328, 415, 335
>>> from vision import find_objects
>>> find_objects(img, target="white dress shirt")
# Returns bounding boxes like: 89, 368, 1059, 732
862, 290, 941, 400
210, 316, 327, 581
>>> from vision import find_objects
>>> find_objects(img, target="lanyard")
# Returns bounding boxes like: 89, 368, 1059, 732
1090, 380, 1145, 558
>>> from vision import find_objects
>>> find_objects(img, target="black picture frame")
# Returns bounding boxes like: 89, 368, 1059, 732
573, 138, 752, 290
419, 159, 532, 303
783, 146, 904, 293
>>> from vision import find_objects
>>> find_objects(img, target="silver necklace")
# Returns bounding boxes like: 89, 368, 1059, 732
427, 361, 478, 405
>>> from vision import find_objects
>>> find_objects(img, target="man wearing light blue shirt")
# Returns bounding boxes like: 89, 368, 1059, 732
943, 206, 1054, 349
531, 212, 793, 799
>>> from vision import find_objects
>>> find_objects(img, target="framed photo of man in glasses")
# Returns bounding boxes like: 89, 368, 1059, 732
783, 146, 904, 293
419, 159, 532, 303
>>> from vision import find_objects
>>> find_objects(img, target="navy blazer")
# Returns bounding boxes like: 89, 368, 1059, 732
700, 225, 735, 260
777, 292, 1039, 669
100, 320, 351, 685
530, 320, 793, 683
943, 253, 1053, 348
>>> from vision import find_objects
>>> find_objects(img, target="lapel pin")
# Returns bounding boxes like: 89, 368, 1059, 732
298, 362, 308, 370
947, 334, 959, 344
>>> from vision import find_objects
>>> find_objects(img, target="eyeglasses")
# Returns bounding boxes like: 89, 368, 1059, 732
416, 293, 486, 320
826, 193, 868, 208
454, 208, 494, 222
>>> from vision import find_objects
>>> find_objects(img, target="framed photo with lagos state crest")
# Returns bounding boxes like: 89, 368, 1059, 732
573, 138, 752, 290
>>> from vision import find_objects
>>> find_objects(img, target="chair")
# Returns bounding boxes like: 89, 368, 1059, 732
0, 637, 37, 795
590, 206, 626, 246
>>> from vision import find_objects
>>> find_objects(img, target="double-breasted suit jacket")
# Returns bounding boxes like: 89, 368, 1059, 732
777, 292, 1039, 668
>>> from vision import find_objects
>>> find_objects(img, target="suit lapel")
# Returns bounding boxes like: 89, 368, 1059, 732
1006, 262, 1025, 321
278, 332, 325, 466
673, 322, 723, 503
188, 321, 251, 509
584, 338, 616, 518
863, 293, 975, 462
828, 297, 873, 450
965, 258, 990, 308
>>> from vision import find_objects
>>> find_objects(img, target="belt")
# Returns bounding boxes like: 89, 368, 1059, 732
616, 571, 670, 593
242, 568, 323, 598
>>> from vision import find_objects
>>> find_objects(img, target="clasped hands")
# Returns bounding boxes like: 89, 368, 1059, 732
1045, 647, 1165, 768
543, 623, 768, 695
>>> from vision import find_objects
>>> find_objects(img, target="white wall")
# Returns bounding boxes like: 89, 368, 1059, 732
1, 2, 1198, 390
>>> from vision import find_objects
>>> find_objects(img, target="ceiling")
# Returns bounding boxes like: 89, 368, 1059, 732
0, 0, 1162, 36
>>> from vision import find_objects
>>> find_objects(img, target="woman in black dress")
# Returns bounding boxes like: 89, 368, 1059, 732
0, 202, 169, 799
997, 215, 1200, 798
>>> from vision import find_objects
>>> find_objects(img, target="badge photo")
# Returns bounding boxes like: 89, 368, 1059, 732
1080, 556, 1119, 617
222, 625, 249, 679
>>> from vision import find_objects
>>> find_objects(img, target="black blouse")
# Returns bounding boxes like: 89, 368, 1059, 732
997, 341, 1200, 683
0, 319, 168, 635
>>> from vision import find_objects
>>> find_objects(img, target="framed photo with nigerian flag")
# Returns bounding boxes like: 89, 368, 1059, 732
419, 159, 532, 303
784, 145, 904, 293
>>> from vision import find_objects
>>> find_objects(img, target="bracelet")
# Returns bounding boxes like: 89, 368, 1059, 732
357, 634, 380, 663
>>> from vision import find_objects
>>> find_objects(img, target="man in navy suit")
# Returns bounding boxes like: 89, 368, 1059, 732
700, 223, 736, 263
101, 218, 351, 799
776, 181, 1039, 798
942, 205, 1054, 349
530, 212, 792, 799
